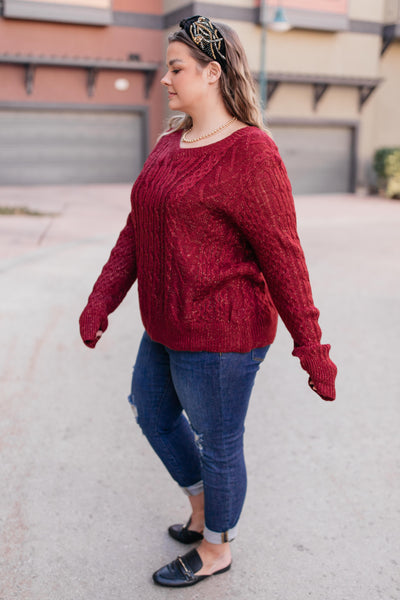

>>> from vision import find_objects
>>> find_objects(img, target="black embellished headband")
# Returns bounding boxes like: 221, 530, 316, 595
179, 15, 227, 72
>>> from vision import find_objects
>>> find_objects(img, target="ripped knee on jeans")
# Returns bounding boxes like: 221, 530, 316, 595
127, 392, 139, 422
191, 425, 204, 457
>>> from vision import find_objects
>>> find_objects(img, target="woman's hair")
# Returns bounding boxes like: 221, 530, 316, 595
164, 22, 268, 134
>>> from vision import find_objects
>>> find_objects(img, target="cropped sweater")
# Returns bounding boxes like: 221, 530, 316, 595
80, 126, 337, 400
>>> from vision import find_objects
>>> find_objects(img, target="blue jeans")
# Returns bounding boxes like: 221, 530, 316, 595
128, 331, 269, 544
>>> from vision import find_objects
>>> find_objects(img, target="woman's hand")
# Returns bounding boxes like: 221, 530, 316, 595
292, 343, 337, 401
79, 303, 108, 348
308, 377, 335, 402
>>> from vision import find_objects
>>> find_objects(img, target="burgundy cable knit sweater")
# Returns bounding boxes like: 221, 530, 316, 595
79, 126, 337, 400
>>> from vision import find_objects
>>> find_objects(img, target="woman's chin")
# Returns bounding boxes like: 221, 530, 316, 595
168, 97, 181, 110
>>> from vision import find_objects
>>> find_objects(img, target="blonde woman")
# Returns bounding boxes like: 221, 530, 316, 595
79, 16, 337, 588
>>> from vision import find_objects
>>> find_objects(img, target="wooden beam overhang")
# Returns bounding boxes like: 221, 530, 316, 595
381, 23, 400, 55
24, 63, 35, 95
255, 72, 382, 111
313, 83, 329, 110
0, 54, 159, 98
87, 67, 98, 98
358, 84, 378, 111
267, 81, 280, 102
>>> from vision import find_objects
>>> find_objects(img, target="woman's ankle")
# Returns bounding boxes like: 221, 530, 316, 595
189, 491, 204, 513
188, 512, 204, 532
195, 539, 231, 574
199, 539, 231, 556
188, 491, 204, 531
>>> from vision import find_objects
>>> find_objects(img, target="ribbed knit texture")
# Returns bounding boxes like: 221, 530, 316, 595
79, 126, 337, 400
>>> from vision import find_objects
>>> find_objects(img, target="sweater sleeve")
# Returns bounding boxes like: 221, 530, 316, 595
79, 213, 137, 348
231, 146, 337, 400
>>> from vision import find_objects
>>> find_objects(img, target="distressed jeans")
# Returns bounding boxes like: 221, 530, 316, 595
128, 331, 269, 544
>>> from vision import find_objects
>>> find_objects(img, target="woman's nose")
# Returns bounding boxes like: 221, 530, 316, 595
161, 71, 171, 86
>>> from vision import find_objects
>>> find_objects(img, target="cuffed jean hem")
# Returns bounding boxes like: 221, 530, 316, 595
182, 480, 204, 497
203, 524, 238, 544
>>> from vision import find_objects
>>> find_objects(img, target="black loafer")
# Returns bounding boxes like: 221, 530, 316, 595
152, 548, 231, 587
168, 517, 203, 544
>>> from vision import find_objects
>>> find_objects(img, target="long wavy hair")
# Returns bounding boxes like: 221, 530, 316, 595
163, 21, 269, 135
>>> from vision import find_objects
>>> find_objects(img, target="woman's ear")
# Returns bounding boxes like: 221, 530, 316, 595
207, 61, 222, 84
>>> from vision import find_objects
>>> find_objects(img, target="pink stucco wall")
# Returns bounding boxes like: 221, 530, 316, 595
0, 11, 164, 145
265, 0, 347, 13
0, 21, 162, 62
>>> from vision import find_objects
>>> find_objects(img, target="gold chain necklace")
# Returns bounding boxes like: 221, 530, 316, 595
182, 116, 237, 143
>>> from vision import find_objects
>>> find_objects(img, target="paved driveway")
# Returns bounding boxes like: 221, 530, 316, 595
1, 186, 399, 599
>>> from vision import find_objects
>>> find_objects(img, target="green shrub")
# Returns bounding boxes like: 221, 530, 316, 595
387, 175, 400, 199
373, 147, 400, 198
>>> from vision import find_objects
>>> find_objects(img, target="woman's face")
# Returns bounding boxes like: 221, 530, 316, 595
161, 42, 211, 114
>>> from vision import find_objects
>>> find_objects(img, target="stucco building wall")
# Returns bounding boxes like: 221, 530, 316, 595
162, 0, 400, 191
0, 0, 399, 188
0, 0, 164, 147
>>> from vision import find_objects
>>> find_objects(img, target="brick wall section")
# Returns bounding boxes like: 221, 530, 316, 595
0, 1, 164, 144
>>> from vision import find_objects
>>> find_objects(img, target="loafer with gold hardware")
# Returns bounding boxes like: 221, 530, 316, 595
168, 517, 204, 544
152, 548, 231, 587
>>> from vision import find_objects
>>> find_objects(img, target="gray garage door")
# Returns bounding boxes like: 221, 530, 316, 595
0, 109, 144, 185
270, 124, 353, 194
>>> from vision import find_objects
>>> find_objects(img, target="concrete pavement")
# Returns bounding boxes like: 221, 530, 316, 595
1, 186, 399, 600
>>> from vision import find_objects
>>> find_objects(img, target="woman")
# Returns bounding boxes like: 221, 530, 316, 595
79, 16, 337, 588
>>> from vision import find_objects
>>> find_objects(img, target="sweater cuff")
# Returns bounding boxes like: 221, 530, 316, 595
79, 301, 109, 348
292, 343, 337, 401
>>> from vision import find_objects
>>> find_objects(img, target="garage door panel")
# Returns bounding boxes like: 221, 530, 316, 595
270, 125, 353, 194
0, 110, 143, 185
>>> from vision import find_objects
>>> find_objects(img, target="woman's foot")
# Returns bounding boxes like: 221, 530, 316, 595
152, 546, 231, 587
193, 539, 232, 576
167, 488, 205, 544
168, 517, 204, 543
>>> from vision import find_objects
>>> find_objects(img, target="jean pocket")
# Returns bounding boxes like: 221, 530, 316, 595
251, 346, 270, 362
